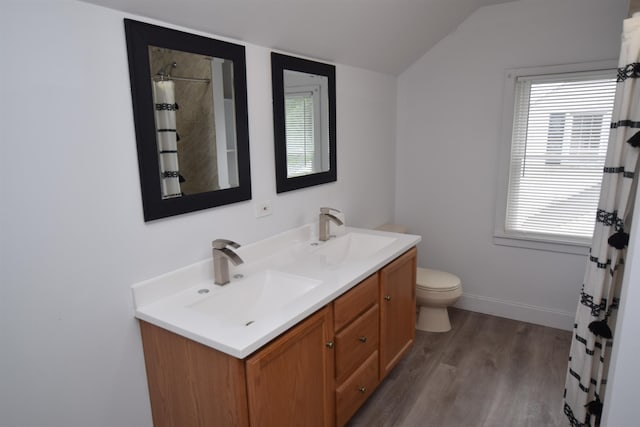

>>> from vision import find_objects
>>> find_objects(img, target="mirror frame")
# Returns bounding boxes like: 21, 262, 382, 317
124, 19, 251, 221
271, 52, 337, 193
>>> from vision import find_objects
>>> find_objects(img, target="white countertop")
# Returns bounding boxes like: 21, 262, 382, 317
131, 225, 421, 359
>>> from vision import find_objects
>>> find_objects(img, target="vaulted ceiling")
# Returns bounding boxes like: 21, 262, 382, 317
81, 0, 514, 75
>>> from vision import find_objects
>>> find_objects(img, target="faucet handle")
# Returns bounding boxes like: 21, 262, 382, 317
320, 207, 341, 214
212, 239, 241, 249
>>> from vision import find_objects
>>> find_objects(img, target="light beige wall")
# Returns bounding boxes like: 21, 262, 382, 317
395, 0, 627, 329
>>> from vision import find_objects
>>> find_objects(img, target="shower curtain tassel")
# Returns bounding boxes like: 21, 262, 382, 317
627, 131, 640, 147
585, 397, 603, 421
588, 320, 613, 339
607, 230, 629, 249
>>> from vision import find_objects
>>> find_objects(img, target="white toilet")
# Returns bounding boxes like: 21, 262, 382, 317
415, 267, 462, 332
377, 224, 463, 333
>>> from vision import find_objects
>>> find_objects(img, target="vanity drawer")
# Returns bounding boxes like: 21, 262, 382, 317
335, 304, 379, 382
334, 273, 378, 332
336, 350, 379, 427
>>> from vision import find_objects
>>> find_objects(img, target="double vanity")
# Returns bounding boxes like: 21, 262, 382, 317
125, 18, 421, 426
133, 224, 421, 426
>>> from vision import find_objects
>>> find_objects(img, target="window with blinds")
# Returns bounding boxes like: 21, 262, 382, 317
502, 69, 617, 246
285, 91, 315, 177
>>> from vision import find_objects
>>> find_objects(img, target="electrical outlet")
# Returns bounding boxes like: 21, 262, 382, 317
255, 200, 272, 218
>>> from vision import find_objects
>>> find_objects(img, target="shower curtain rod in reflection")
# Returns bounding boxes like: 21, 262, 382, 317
152, 75, 210, 83
153, 61, 210, 83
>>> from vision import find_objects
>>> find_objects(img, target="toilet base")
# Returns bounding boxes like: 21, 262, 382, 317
416, 305, 452, 332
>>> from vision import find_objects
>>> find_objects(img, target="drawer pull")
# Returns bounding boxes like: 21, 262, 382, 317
384, 295, 391, 301
326, 341, 335, 349
358, 386, 367, 393
358, 336, 367, 343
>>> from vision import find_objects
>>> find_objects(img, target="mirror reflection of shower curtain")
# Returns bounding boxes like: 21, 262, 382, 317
152, 80, 181, 199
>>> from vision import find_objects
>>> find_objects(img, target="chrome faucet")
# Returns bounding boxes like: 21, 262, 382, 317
212, 239, 244, 285
319, 207, 344, 241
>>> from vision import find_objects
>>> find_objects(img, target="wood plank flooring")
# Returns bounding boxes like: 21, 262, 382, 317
347, 308, 571, 427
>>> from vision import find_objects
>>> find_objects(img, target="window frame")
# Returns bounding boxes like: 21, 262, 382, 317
494, 60, 617, 255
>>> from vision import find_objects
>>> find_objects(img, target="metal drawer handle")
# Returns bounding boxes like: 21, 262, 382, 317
384, 295, 391, 301
358, 336, 367, 343
359, 386, 367, 393
326, 341, 334, 349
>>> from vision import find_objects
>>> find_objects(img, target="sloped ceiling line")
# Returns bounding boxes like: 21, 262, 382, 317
80, 0, 514, 75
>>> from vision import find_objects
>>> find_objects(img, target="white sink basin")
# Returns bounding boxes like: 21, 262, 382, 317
188, 270, 322, 327
132, 225, 421, 357
312, 232, 397, 266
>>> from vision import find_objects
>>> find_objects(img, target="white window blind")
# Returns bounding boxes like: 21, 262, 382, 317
285, 92, 314, 177
505, 70, 617, 244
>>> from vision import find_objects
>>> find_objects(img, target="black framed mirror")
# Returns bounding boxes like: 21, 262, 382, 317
124, 19, 251, 221
271, 53, 336, 193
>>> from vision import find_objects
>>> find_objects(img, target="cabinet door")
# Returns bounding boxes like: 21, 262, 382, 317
246, 306, 335, 427
139, 321, 249, 427
379, 247, 416, 379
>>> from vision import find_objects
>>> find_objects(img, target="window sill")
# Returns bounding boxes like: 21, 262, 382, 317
493, 234, 590, 256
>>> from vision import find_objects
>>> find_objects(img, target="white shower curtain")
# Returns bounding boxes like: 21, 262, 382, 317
152, 80, 181, 199
563, 14, 640, 427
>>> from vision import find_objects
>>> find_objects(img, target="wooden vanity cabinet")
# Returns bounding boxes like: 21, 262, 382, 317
138, 247, 417, 427
379, 247, 417, 378
139, 306, 333, 427
245, 307, 335, 427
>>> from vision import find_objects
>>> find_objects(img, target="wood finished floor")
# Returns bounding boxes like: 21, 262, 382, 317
347, 308, 572, 427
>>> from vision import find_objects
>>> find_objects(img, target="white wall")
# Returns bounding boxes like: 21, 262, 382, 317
0, 1, 396, 426
395, 0, 628, 330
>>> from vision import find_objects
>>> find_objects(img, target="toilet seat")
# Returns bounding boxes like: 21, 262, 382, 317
416, 267, 461, 292
376, 223, 408, 234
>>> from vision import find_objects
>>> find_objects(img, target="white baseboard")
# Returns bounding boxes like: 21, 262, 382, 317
455, 292, 575, 331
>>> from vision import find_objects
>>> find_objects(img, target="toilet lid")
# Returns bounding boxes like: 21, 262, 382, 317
376, 223, 408, 234
416, 268, 461, 291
